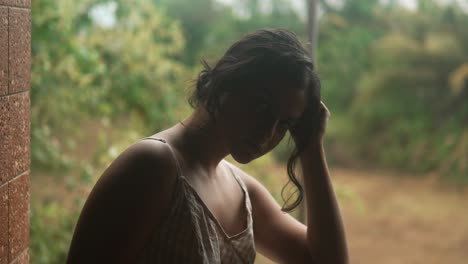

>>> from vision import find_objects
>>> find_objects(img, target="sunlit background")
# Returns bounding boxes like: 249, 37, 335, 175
31, 0, 468, 263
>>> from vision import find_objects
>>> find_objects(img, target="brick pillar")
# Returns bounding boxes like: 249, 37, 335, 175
0, 0, 31, 264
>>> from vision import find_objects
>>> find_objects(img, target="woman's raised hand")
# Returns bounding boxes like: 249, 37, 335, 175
290, 100, 330, 148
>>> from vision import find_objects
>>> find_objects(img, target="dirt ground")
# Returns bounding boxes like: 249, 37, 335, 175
256, 168, 468, 264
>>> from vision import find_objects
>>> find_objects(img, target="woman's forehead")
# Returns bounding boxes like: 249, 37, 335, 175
255, 84, 307, 119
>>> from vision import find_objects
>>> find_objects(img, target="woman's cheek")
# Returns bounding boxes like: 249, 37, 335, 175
265, 132, 286, 153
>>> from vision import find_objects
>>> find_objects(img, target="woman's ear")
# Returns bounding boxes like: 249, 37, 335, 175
218, 92, 230, 108
205, 92, 229, 123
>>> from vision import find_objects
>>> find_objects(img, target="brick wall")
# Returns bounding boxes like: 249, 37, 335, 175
0, 0, 31, 263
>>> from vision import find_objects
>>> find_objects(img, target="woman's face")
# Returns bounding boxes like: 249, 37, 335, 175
218, 82, 307, 163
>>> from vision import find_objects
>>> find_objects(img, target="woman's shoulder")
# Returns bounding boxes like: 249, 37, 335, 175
67, 138, 181, 263
98, 137, 180, 197
84, 136, 181, 218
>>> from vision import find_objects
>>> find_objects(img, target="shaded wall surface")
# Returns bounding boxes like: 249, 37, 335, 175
0, 0, 31, 263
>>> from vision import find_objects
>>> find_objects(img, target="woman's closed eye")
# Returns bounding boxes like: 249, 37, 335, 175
256, 102, 270, 113
278, 119, 296, 130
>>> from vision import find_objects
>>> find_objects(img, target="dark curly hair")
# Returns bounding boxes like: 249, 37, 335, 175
189, 28, 321, 212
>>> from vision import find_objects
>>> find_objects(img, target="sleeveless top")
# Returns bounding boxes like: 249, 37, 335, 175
138, 137, 257, 264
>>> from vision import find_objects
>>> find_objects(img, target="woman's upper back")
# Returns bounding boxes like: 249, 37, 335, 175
67, 137, 256, 264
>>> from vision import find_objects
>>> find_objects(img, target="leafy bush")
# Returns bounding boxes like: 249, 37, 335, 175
348, 15, 468, 183
30, 199, 82, 264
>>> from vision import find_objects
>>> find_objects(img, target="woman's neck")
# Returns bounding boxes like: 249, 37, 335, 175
169, 108, 230, 176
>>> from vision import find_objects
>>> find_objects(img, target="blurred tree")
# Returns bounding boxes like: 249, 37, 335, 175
317, 0, 387, 112
349, 1, 468, 182
85, 0, 188, 129
152, 0, 224, 65
152, 0, 305, 64
308, 0, 468, 183
31, 0, 188, 170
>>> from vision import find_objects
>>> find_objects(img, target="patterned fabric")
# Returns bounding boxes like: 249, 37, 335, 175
138, 137, 256, 264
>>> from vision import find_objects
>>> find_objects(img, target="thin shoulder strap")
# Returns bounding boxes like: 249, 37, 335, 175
143, 137, 183, 177
223, 161, 248, 196
223, 160, 253, 217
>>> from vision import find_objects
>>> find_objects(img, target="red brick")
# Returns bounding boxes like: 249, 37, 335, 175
8, 173, 29, 262
0, 7, 7, 96
0, 92, 30, 185
0, 1, 30, 8
8, 8, 30, 93
10, 248, 28, 264
0, 183, 8, 264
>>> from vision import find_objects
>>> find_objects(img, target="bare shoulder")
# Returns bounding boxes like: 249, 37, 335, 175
99, 138, 178, 188
89, 138, 180, 205
67, 138, 179, 263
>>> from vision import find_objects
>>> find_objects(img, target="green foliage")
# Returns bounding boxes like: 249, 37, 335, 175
84, 0, 188, 130
31, 0, 188, 170
153, 0, 227, 64
318, 18, 383, 112
346, 3, 468, 182
30, 199, 82, 264
154, 0, 305, 64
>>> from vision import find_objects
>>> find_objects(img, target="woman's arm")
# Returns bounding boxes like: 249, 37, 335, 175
235, 101, 348, 263
296, 101, 348, 263
231, 143, 348, 264
300, 142, 349, 264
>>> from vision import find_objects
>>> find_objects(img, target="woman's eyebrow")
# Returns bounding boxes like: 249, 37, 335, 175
253, 90, 272, 100
250, 92, 273, 106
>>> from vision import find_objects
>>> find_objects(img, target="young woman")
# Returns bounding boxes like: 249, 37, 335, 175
67, 28, 349, 264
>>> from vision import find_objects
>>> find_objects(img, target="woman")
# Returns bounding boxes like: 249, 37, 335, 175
67, 28, 348, 264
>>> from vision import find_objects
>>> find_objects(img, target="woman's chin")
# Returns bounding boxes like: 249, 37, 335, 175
231, 150, 265, 164
231, 154, 254, 164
